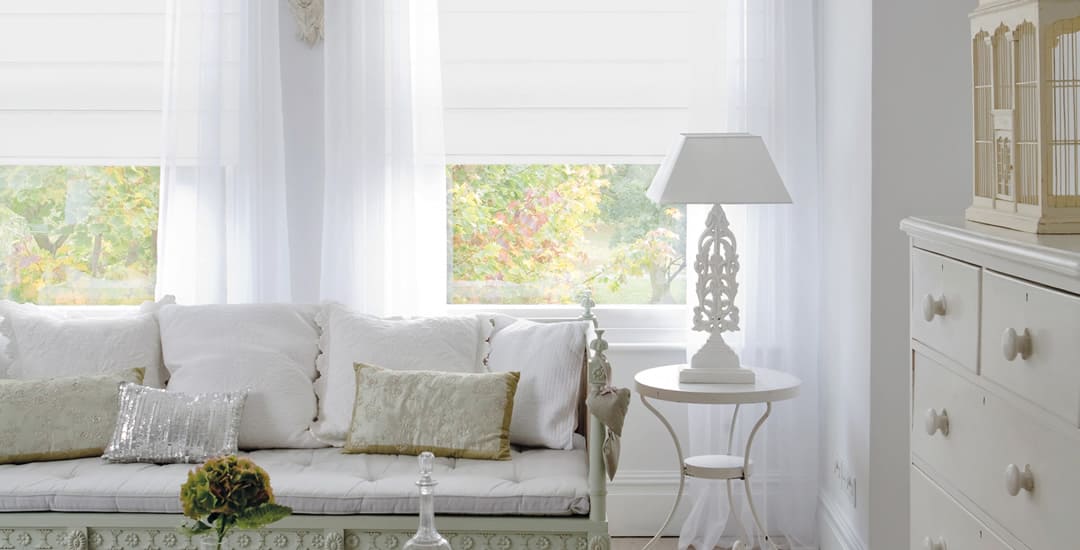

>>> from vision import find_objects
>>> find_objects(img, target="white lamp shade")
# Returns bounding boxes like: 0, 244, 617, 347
646, 133, 792, 205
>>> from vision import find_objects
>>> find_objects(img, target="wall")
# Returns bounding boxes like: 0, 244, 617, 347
868, 1, 975, 549
278, 0, 325, 304
816, 0, 976, 548
816, 0, 872, 547
606, 345, 691, 535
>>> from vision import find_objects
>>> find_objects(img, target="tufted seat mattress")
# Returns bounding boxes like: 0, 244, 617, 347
0, 446, 590, 516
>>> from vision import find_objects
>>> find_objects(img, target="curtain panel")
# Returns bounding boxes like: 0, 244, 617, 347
680, 0, 821, 547
157, 0, 293, 304
319, 0, 448, 316
156, 0, 447, 316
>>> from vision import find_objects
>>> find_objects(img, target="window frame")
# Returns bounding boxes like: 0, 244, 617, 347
444, 154, 690, 340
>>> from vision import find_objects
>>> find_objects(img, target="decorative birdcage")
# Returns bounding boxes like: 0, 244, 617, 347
967, 0, 1080, 233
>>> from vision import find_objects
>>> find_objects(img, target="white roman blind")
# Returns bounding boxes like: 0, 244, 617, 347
0, 0, 166, 164
439, 0, 698, 163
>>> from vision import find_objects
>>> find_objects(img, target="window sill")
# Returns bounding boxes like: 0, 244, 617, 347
29, 303, 693, 348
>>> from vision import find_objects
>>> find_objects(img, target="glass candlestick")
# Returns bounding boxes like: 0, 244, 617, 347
403, 452, 452, 550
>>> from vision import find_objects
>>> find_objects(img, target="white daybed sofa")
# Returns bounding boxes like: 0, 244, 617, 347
0, 304, 612, 550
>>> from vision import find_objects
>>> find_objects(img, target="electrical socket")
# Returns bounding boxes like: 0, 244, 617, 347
833, 459, 857, 508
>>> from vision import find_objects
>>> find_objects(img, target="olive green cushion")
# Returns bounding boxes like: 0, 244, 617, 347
344, 364, 519, 460
0, 368, 144, 464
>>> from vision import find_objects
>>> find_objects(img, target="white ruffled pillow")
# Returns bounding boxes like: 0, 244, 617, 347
485, 318, 590, 450
157, 303, 324, 450
312, 303, 487, 445
0, 299, 170, 387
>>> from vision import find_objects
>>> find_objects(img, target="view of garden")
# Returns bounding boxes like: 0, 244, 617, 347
449, 164, 686, 305
0, 166, 159, 305
1, 164, 685, 306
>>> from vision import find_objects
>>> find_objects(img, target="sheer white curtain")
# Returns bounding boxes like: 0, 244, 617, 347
680, 0, 820, 548
157, 0, 292, 304
319, 0, 447, 316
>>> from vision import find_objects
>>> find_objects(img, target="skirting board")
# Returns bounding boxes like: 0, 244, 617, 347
608, 471, 808, 541
607, 471, 687, 536
819, 493, 867, 550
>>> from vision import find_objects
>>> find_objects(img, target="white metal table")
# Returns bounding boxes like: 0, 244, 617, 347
634, 365, 801, 550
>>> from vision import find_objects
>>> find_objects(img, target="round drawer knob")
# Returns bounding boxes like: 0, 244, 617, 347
924, 408, 949, 437
1005, 463, 1035, 496
922, 294, 947, 322
1001, 327, 1032, 361
922, 536, 947, 550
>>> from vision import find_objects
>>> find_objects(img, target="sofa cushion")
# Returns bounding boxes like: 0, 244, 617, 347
0, 299, 169, 387
345, 365, 519, 460
486, 318, 589, 450
158, 304, 324, 449
312, 304, 486, 445
0, 444, 589, 516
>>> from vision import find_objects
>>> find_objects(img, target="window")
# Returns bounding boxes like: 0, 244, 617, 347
0, 2, 165, 305
0, 166, 159, 305
438, 0, 706, 318
448, 164, 686, 305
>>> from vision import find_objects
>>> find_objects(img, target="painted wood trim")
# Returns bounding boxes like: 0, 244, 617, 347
0, 516, 610, 550
819, 494, 867, 550
900, 217, 1080, 278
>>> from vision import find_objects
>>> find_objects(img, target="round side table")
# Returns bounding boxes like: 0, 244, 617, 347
634, 365, 800, 550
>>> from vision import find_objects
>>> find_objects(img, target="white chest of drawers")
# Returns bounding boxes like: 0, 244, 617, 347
901, 217, 1080, 550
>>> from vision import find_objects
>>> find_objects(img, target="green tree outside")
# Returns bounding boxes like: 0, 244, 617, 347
2, 163, 683, 306
448, 164, 686, 305
0, 166, 159, 304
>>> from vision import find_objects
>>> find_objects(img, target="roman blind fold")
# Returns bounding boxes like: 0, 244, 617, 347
0, 0, 167, 164
439, 0, 698, 163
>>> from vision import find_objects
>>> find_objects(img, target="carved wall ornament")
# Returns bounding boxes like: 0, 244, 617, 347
288, 0, 324, 46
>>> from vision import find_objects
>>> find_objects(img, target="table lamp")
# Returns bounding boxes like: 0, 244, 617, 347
647, 133, 791, 384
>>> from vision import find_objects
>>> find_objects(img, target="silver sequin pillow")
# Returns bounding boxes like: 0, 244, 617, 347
104, 383, 246, 464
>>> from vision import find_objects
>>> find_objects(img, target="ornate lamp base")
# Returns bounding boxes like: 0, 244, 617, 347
684, 204, 756, 384
682, 332, 756, 384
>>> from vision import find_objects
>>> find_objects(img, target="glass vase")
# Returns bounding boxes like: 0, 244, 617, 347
402, 452, 452, 550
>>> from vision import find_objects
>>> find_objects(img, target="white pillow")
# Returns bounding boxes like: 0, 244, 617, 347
0, 300, 167, 387
158, 303, 324, 450
485, 318, 589, 450
312, 303, 486, 445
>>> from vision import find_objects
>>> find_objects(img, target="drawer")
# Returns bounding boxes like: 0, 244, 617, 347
980, 271, 1080, 425
970, 386, 1080, 549
911, 465, 1011, 550
911, 352, 986, 495
911, 248, 981, 370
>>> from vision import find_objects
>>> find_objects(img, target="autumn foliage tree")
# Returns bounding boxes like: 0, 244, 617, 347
0, 166, 158, 304
449, 163, 685, 304
450, 164, 608, 303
